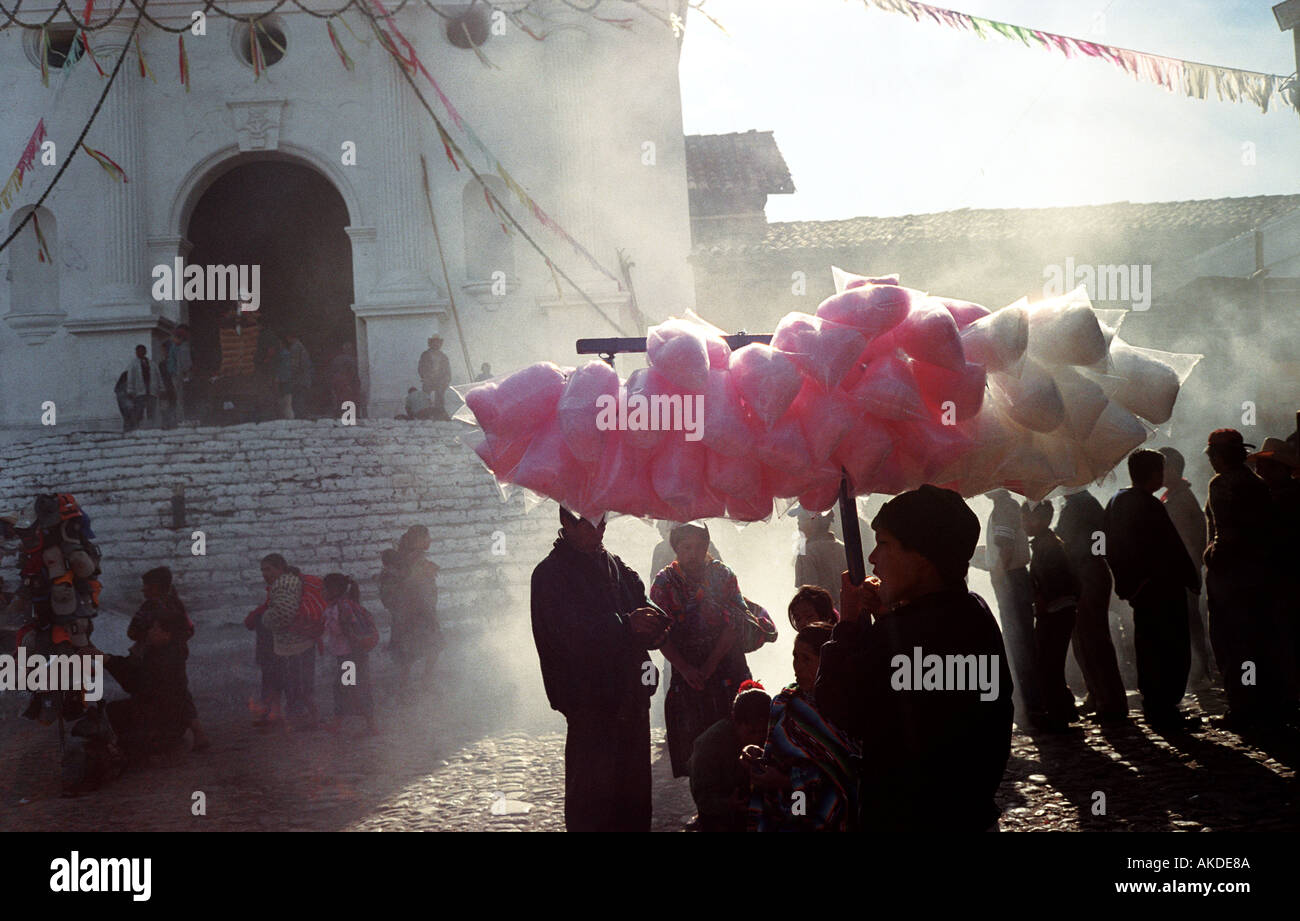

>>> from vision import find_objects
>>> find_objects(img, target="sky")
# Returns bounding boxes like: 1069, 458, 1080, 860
679, 0, 1300, 221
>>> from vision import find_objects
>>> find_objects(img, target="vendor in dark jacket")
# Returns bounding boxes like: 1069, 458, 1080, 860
815, 485, 1014, 833
1103, 449, 1202, 732
531, 506, 672, 832
104, 607, 194, 762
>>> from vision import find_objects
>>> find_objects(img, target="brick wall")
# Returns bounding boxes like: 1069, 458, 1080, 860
0, 420, 558, 625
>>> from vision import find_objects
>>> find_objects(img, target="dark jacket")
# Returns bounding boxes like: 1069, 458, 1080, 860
1028, 531, 1080, 617
105, 643, 192, 752
1205, 465, 1274, 574
815, 589, 1014, 832
688, 716, 747, 831
531, 536, 659, 719
1104, 488, 1200, 601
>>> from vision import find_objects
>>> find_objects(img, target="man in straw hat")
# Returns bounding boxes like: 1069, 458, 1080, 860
1205, 428, 1287, 729
417, 334, 452, 421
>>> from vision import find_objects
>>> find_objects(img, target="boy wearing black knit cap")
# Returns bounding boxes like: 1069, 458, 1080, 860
815, 484, 1014, 832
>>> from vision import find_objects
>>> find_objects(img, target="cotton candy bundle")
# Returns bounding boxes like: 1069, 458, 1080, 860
990, 359, 1065, 434
815, 283, 915, 341
771, 312, 866, 391
1026, 287, 1107, 367
730, 343, 804, 428
961, 302, 1028, 372
647, 317, 710, 392
1107, 341, 1182, 425
557, 360, 620, 461
699, 369, 759, 458
464, 361, 566, 437
463, 267, 1199, 516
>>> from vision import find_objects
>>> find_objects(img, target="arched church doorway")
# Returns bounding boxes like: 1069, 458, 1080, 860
185, 158, 355, 421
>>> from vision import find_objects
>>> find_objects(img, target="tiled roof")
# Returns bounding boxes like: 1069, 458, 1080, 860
691, 194, 1300, 256
685, 130, 796, 195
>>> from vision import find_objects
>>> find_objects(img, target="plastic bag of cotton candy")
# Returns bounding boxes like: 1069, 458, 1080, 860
460, 270, 1199, 516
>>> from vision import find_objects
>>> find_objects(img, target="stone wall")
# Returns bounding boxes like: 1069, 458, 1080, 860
0, 420, 558, 625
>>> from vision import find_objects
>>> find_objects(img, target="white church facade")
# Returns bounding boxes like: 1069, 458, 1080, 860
0, 0, 695, 429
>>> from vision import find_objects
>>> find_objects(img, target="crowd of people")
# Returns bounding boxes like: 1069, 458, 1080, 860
19, 523, 444, 792
531, 424, 1300, 832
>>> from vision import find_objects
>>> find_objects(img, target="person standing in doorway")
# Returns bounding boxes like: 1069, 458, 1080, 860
418, 335, 452, 421
122, 344, 160, 432
165, 325, 193, 425
285, 333, 313, 419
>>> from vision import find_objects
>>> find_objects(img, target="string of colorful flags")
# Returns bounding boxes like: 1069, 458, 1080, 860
0, 120, 48, 213
857, 0, 1297, 114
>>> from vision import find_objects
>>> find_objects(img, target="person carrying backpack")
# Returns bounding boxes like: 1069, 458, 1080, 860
321, 573, 378, 735
259, 553, 322, 731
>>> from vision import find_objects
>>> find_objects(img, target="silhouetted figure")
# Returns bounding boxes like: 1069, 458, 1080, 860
1022, 500, 1080, 731
794, 511, 845, 611
1248, 436, 1300, 716
749, 624, 859, 831
690, 682, 770, 832
417, 335, 452, 420
817, 485, 1013, 832
1205, 429, 1284, 729
651, 522, 752, 778
1160, 447, 1214, 686
986, 488, 1044, 730
1103, 450, 1201, 732
531, 507, 670, 832
1056, 489, 1128, 721
788, 584, 837, 632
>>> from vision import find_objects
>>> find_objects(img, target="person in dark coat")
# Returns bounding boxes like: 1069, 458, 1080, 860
1205, 429, 1285, 729
816, 485, 1014, 832
689, 682, 770, 832
531, 507, 672, 832
1159, 447, 1215, 686
1103, 449, 1202, 732
1022, 500, 1080, 731
1056, 489, 1128, 721
1248, 436, 1300, 717
104, 608, 194, 762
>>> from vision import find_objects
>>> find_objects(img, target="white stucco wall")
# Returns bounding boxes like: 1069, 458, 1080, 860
0, 1, 695, 428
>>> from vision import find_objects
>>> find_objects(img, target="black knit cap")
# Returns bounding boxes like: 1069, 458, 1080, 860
871, 484, 980, 583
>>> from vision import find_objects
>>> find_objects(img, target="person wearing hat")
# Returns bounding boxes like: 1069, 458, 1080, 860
794, 510, 845, 612
417, 335, 452, 421
815, 485, 1014, 832
1205, 429, 1286, 729
1159, 447, 1215, 687
531, 506, 671, 831
1103, 450, 1202, 732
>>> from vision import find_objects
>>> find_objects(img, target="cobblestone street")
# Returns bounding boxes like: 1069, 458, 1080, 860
3, 631, 1297, 832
